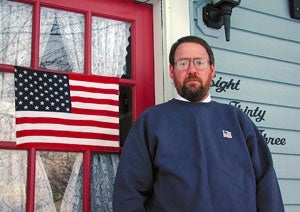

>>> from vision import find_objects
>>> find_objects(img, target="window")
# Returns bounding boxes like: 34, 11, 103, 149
0, 0, 154, 211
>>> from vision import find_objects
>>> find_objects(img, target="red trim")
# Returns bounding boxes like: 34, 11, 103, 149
2, 141, 122, 152
0, 141, 17, 149
31, 1, 40, 69
17, 142, 122, 152
1, 1, 154, 211
83, 150, 91, 212
85, 12, 92, 75
133, 6, 154, 118
0, 64, 14, 72
26, 148, 36, 212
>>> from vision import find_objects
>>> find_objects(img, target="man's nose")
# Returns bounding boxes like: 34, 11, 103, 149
187, 60, 197, 74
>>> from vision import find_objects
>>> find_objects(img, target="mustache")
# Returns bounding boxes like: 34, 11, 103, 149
184, 74, 202, 83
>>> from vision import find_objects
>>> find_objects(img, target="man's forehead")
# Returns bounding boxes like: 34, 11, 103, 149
175, 42, 208, 57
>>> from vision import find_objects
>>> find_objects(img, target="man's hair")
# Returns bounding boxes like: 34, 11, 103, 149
169, 36, 215, 66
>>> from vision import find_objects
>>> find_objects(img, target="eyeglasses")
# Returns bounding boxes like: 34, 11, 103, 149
174, 58, 210, 71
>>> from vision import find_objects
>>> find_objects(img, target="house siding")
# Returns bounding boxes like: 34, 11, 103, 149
190, 0, 300, 211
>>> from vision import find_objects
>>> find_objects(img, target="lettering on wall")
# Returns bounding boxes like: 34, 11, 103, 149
229, 101, 266, 122
228, 101, 287, 145
211, 77, 241, 93
212, 75, 287, 146
259, 130, 286, 146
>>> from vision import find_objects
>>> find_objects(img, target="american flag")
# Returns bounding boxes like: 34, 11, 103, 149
222, 130, 232, 139
14, 66, 120, 150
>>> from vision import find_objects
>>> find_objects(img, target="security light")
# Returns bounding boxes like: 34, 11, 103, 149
203, 0, 241, 41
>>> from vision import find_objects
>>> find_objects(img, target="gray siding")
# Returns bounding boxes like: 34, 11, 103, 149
191, 0, 300, 211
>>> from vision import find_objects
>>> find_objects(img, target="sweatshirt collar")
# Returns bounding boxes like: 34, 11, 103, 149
175, 92, 211, 103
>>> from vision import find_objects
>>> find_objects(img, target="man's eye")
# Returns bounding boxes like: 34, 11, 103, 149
195, 60, 203, 66
179, 61, 188, 66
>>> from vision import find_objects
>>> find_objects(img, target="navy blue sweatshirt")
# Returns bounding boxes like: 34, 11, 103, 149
113, 99, 284, 212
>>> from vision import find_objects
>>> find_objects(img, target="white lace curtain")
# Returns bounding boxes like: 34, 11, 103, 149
0, 0, 32, 66
0, 1, 131, 211
39, 8, 84, 73
39, 7, 130, 76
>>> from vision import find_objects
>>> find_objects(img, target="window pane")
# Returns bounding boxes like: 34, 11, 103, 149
0, 149, 27, 211
0, 0, 32, 66
0, 72, 15, 141
119, 85, 132, 146
36, 151, 82, 211
40, 8, 84, 73
92, 16, 131, 77
90, 153, 119, 212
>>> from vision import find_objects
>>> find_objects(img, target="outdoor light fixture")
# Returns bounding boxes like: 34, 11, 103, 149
203, 0, 241, 41
289, 0, 300, 20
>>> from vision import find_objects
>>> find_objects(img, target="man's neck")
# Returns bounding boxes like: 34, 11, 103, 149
175, 93, 211, 103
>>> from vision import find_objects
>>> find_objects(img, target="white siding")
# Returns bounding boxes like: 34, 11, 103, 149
191, 0, 300, 211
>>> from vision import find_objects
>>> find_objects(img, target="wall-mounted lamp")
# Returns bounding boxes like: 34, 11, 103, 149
289, 0, 300, 20
203, 0, 241, 41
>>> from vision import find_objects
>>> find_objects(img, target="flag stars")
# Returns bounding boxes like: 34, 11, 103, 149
15, 68, 71, 112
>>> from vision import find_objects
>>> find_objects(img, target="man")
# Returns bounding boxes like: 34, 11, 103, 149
113, 36, 284, 211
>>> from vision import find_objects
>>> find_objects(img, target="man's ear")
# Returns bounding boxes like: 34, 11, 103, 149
170, 64, 175, 79
210, 64, 216, 78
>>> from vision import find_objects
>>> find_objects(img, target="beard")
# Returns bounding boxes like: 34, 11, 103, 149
174, 74, 211, 102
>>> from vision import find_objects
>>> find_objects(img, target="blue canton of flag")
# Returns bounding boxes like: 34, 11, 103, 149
222, 130, 232, 139
15, 68, 71, 112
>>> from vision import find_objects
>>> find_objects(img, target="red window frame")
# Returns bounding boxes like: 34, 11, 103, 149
0, 0, 154, 211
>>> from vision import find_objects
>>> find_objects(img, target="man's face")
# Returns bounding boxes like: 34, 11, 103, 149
170, 42, 215, 102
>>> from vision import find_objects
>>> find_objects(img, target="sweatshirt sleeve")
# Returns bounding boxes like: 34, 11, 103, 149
113, 114, 154, 212
244, 117, 284, 212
